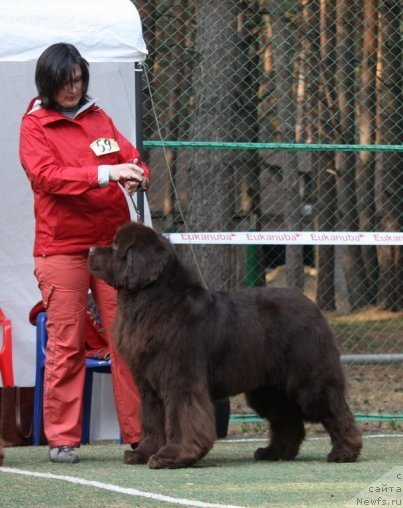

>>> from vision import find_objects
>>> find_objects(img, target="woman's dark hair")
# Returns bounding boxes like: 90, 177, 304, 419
35, 43, 90, 109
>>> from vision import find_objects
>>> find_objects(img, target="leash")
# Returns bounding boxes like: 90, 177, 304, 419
128, 192, 144, 224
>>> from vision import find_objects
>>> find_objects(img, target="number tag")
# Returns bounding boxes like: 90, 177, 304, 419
90, 138, 120, 156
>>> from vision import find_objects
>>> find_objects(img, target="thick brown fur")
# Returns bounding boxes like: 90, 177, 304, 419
88, 222, 362, 469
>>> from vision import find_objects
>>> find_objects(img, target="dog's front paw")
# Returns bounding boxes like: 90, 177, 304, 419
147, 453, 178, 469
148, 452, 192, 469
148, 454, 167, 469
123, 450, 147, 465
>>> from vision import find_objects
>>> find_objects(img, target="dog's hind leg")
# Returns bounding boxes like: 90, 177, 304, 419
147, 389, 216, 469
321, 397, 362, 463
246, 386, 305, 461
297, 384, 362, 463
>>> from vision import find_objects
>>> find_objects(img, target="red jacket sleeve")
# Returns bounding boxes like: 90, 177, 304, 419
19, 115, 100, 196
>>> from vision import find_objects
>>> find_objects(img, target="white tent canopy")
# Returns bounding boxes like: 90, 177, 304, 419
0, 0, 148, 62
0, 0, 149, 440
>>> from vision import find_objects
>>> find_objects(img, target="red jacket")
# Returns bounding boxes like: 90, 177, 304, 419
19, 98, 151, 256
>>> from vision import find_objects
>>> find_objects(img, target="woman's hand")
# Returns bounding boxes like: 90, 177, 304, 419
123, 179, 140, 195
109, 159, 147, 195
109, 161, 143, 182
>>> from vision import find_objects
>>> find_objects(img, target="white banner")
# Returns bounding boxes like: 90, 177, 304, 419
166, 231, 403, 246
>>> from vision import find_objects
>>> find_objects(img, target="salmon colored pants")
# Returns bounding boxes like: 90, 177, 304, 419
34, 253, 141, 448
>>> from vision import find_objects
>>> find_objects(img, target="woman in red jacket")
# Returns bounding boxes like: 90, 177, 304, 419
19, 43, 151, 463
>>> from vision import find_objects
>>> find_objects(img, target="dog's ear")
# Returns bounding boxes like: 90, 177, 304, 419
114, 226, 173, 291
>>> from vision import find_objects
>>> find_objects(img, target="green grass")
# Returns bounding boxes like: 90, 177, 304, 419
328, 309, 403, 354
1, 435, 402, 507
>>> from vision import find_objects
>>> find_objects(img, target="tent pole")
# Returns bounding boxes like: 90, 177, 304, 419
134, 61, 145, 221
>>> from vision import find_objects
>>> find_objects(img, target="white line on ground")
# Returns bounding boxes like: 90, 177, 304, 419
221, 433, 403, 443
0, 467, 246, 508
1, 435, 401, 507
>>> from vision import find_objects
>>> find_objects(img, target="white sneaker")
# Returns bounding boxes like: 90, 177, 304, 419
49, 446, 80, 464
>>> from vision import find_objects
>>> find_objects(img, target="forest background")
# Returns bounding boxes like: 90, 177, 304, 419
132, 1, 402, 423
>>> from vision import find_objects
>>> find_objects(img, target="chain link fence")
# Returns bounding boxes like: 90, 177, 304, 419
133, 0, 403, 424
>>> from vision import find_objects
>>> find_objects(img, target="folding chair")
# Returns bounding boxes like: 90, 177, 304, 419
33, 311, 229, 444
0, 308, 14, 387
33, 311, 113, 445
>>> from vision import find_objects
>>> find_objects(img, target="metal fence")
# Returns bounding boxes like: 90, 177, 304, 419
134, 0, 403, 423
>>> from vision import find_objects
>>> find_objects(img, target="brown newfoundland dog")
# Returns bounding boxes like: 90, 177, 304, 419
88, 222, 362, 469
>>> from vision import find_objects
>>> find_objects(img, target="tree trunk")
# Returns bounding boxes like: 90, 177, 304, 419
356, 0, 379, 305
186, 0, 242, 290
162, 3, 190, 227
239, 1, 265, 287
304, 0, 337, 309
267, 0, 304, 290
335, 0, 369, 309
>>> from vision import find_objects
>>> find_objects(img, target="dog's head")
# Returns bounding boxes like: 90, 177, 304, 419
88, 222, 174, 291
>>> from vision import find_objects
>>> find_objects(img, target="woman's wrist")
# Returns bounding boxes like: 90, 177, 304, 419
98, 165, 111, 187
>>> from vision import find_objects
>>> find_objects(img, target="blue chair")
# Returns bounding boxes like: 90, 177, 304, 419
33, 311, 114, 445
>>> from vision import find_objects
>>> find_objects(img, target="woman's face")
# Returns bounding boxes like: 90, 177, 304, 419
54, 64, 83, 108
